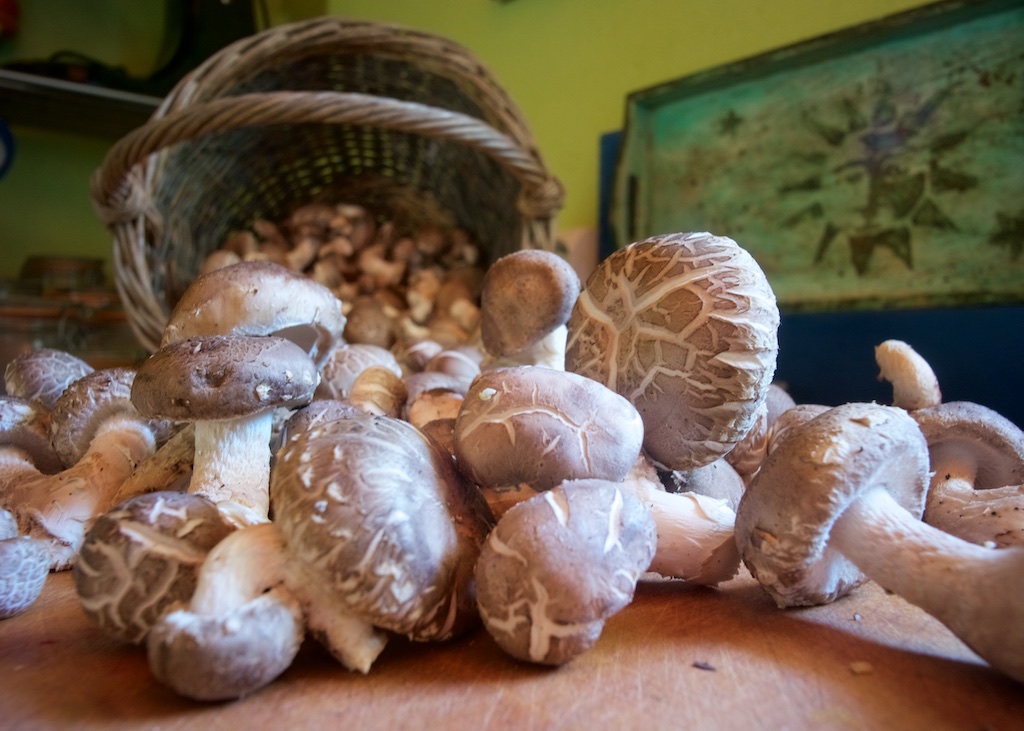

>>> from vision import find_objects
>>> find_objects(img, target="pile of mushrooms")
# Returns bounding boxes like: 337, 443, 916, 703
5, 220, 1024, 694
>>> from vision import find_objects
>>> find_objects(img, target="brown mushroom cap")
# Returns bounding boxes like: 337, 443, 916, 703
4, 348, 94, 411
566, 232, 779, 472
271, 414, 493, 642
315, 343, 403, 401
0, 506, 50, 619
479, 249, 581, 358
161, 260, 346, 368
735, 401, 929, 607
474, 478, 656, 665
74, 491, 234, 644
453, 366, 645, 491
131, 335, 319, 422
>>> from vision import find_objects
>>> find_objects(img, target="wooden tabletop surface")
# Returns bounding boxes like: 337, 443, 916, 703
2, 569, 1021, 731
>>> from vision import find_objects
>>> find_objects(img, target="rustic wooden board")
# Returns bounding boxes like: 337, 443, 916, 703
2, 569, 1021, 730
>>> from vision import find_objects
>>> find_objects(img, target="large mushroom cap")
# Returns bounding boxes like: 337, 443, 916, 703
131, 335, 319, 422
566, 232, 779, 471
161, 260, 346, 368
453, 366, 644, 491
271, 414, 493, 642
735, 401, 929, 607
4, 348, 94, 411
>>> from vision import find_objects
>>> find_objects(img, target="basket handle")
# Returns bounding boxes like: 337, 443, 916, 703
92, 90, 563, 234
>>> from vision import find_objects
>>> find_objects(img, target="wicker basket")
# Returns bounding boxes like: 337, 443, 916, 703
90, 17, 564, 353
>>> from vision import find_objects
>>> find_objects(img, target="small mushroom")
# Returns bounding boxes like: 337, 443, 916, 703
0, 507, 50, 619
479, 249, 581, 370
131, 335, 319, 527
74, 491, 234, 643
566, 232, 780, 472
735, 401, 1024, 684
4, 348, 94, 411
474, 479, 656, 665
315, 343, 403, 401
875, 339, 942, 411
911, 401, 1024, 547
161, 260, 346, 368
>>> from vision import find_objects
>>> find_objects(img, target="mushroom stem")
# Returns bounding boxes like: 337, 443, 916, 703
14, 415, 156, 569
623, 474, 741, 585
875, 339, 941, 411
923, 478, 1024, 548
829, 486, 1024, 683
191, 415, 273, 528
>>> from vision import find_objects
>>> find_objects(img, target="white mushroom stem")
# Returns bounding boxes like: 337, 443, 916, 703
190, 523, 388, 674
924, 475, 1024, 548
191, 416, 274, 528
828, 486, 1024, 683
13, 415, 156, 569
875, 339, 941, 411
622, 472, 740, 585
482, 325, 568, 371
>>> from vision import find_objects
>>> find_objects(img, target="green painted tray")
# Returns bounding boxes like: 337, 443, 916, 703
610, 0, 1024, 312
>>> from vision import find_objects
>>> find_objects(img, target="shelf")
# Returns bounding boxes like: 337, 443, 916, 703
0, 68, 160, 139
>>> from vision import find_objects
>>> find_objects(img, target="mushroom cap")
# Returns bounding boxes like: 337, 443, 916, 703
147, 587, 304, 701
0, 534, 51, 619
48, 368, 164, 468
911, 401, 1024, 490
566, 232, 779, 472
480, 249, 581, 358
0, 395, 63, 474
735, 401, 929, 607
4, 348, 94, 411
131, 335, 319, 422
474, 478, 656, 665
161, 260, 346, 368
271, 414, 493, 642
453, 366, 645, 491
74, 491, 234, 644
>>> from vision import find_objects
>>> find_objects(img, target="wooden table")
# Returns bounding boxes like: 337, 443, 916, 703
2, 569, 1021, 730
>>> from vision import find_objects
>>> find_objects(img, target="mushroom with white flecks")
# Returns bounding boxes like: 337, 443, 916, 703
74, 491, 234, 643
566, 232, 779, 472
131, 334, 319, 528
475, 479, 656, 665
735, 401, 1024, 684
479, 249, 581, 370
911, 401, 1024, 547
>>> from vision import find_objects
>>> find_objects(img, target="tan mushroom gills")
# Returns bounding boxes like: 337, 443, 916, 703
875, 339, 942, 411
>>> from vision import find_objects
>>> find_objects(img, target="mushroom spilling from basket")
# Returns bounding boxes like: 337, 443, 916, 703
3, 226, 1023, 698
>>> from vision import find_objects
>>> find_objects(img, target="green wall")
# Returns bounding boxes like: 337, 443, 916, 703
0, 0, 933, 281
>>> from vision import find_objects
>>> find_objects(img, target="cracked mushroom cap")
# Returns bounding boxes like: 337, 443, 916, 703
479, 249, 581, 359
131, 335, 319, 423
74, 491, 234, 644
453, 366, 645, 492
735, 402, 929, 607
4, 348, 94, 411
0, 507, 50, 619
566, 232, 779, 472
271, 414, 494, 643
161, 260, 346, 368
475, 478, 656, 665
